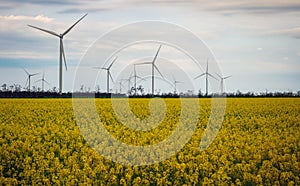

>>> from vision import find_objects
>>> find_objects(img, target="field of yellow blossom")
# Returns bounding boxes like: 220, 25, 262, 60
0, 98, 299, 185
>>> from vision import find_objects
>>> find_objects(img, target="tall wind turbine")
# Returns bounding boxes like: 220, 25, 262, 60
35, 72, 50, 92
172, 75, 183, 94
28, 13, 87, 94
194, 59, 217, 96
93, 56, 118, 93
23, 68, 39, 92
216, 73, 232, 94
136, 45, 164, 95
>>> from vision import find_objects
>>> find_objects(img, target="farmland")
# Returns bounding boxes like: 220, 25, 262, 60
0, 98, 299, 185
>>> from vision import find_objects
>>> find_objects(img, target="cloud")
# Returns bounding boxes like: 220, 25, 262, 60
263, 27, 300, 39
58, 8, 110, 14
207, 2, 300, 14
0, 15, 53, 23
2, 0, 79, 6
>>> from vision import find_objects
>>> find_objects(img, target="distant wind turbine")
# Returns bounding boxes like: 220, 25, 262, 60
136, 45, 164, 95
172, 75, 183, 94
216, 74, 232, 94
118, 79, 126, 94
23, 68, 39, 92
132, 64, 146, 95
35, 72, 50, 92
28, 13, 88, 94
121, 72, 133, 95
194, 59, 217, 96
93, 56, 118, 93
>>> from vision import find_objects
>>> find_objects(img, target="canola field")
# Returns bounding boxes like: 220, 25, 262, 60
0, 98, 299, 185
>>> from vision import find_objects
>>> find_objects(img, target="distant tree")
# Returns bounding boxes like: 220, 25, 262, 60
1, 84, 7, 91
9, 85, 14, 91
52, 87, 57, 93
137, 85, 144, 95
95, 85, 100, 93
297, 91, 300, 97
198, 89, 203, 97
32, 86, 37, 92
14, 84, 21, 92
236, 90, 242, 96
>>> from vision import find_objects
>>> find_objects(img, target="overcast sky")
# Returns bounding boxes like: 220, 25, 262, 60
0, 0, 299, 93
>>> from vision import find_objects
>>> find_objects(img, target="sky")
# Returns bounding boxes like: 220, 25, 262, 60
0, 0, 299, 94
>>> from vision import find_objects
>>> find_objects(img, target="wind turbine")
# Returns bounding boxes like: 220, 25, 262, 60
118, 79, 126, 94
35, 72, 50, 92
194, 59, 217, 96
93, 56, 118, 93
216, 73, 232, 94
172, 75, 183, 94
132, 64, 146, 95
121, 71, 133, 95
23, 68, 39, 92
136, 44, 164, 95
28, 13, 88, 94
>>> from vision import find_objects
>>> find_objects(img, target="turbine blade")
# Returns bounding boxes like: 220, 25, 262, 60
208, 73, 218, 80
23, 68, 29, 75
136, 75, 146, 81
172, 75, 175, 82
25, 77, 29, 88
215, 73, 222, 79
108, 56, 118, 69
28, 25, 59, 37
194, 73, 205, 79
61, 40, 67, 70
135, 62, 152, 65
34, 79, 42, 83
109, 71, 114, 82
92, 67, 102, 69
224, 75, 232, 79
31, 73, 40, 76
62, 13, 88, 36
44, 80, 51, 85
154, 64, 164, 78
152, 44, 162, 64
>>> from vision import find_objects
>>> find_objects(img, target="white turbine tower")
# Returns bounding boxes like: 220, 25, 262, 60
194, 59, 217, 96
136, 45, 164, 95
23, 68, 39, 92
93, 56, 118, 93
172, 75, 183, 94
216, 73, 232, 94
28, 13, 87, 94
35, 72, 50, 92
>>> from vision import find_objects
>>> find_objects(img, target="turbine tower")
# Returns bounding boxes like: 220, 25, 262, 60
194, 59, 217, 96
172, 75, 183, 94
28, 13, 87, 94
136, 45, 164, 95
23, 68, 39, 92
35, 72, 50, 92
216, 73, 232, 94
94, 56, 118, 93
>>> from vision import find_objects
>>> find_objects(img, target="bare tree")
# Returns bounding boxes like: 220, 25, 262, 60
1, 84, 7, 91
